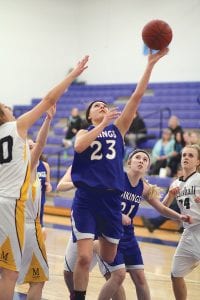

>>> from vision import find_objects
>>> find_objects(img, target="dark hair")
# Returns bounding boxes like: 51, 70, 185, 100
85, 100, 108, 124
128, 149, 151, 163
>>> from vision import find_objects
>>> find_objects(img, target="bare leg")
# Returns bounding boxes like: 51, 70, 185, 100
73, 239, 93, 291
129, 269, 151, 300
26, 282, 44, 300
171, 276, 187, 300
98, 237, 118, 263
98, 269, 126, 300
64, 270, 74, 299
0, 268, 18, 300
112, 285, 126, 300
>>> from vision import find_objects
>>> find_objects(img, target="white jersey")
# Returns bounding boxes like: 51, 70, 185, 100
0, 121, 31, 199
26, 174, 41, 221
172, 172, 200, 228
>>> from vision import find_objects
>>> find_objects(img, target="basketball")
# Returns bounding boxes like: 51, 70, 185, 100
142, 19, 173, 50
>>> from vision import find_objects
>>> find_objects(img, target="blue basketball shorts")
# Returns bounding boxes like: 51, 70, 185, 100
71, 187, 123, 244
99, 234, 144, 273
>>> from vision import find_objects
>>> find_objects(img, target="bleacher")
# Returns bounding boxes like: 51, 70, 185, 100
13, 81, 200, 230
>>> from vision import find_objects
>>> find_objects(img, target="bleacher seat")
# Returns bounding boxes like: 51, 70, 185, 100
13, 81, 200, 202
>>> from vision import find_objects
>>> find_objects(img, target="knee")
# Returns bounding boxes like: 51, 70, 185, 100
136, 276, 147, 287
101, 251, 116, 264
112, 269, 126, 285
171, 273, 183, 283
77, 253, 92, 270
132, 272, 148, 288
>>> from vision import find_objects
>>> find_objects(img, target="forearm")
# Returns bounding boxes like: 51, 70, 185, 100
43, 73, 76, 106
115, 63, 155, 135
134, 62, 155, 98
35, 117, 51, 149
74, 123, 106, 153
57, 182, 75, 191
162, 192, 175, 207
159, 205, 181, 221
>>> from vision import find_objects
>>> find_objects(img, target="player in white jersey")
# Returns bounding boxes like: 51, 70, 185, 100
0, 56, 89, 300
17, 106, 55, 300
162, 144, 200, 300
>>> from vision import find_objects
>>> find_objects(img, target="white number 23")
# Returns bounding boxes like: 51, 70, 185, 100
90, 140, 116, 160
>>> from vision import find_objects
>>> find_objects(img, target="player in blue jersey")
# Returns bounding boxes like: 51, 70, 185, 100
57, 165, 126, 300
70, 48, 169, 299
57, 150, 190, 300
37, 156, 52, 239
96, 149, 190, 300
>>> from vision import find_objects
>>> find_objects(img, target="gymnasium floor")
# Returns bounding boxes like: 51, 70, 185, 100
14, 215, 200, 300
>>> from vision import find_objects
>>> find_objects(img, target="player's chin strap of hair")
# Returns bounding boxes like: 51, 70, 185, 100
128, 149, 151, 162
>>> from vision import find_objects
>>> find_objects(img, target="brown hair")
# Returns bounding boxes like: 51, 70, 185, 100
85, 100, 108, 124
128, 149, 151, 164
0, 104, 5, 125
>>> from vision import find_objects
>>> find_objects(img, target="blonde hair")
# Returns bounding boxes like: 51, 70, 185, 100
143, 179, 163, 200
183, 144, 200, 172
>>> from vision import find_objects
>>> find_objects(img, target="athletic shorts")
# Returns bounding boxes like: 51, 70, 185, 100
17, 220, 49, 284
64, 234, 107, 276
71, 188, 123, 244
172, 224, 200, 277
98, 234, 144, 274
0, 196, 25, 271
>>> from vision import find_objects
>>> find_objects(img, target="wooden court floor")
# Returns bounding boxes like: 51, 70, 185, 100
15, 216, 200, 300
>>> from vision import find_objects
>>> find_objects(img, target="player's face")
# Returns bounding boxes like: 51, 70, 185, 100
181, 147, 200, 172
129, 152, 150, 174
0, 103, 15, 122
88, 102, 109, 123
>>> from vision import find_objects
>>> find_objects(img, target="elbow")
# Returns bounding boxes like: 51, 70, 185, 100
74, 143, 84, 153
56, 184, 61, 192
43, 94, 56, 106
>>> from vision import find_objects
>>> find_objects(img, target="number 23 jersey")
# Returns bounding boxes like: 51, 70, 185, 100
172, 172, 200, 228
72, 124, 125, 192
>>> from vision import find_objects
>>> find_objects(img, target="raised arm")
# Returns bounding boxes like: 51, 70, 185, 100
162, 185, 180, 207
17, 55, 89, 139
115, 48, 169, 137
56, 165, 75, 191
143, 181, 190, 223
31, 105, 56, 170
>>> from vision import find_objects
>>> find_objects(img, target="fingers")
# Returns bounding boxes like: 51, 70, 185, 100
78, 55, 89, 67
194, 197, 200, 203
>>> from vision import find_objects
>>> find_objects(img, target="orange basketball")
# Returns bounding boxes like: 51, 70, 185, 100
142, 19, 173, 50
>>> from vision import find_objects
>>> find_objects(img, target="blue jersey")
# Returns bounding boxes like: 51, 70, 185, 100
37, 160, 47, 206
71, 124, 125, 192
120, 173, 144, 240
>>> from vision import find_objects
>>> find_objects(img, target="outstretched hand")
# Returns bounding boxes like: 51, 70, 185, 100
101, 107, 121, 127
194, 196, 200, 203
168, 186, 180, 198
70, 55, 89, 78
148, 48, 169, 65
180, 214, 192, 224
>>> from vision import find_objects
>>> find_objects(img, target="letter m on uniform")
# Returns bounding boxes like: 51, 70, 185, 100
33, 268, 40, 277
0, 251, 9, 262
